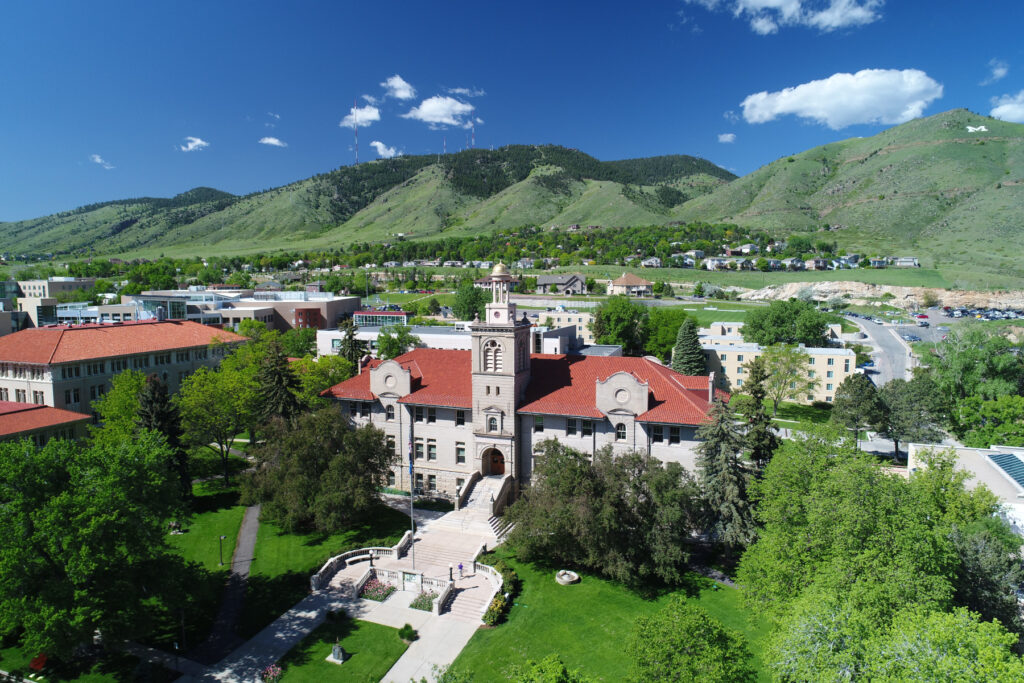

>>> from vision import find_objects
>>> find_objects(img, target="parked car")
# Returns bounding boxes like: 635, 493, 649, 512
917, 320, 930, 327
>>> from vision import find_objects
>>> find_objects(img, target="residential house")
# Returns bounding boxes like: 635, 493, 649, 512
640, 257, 663, 268
608, 273, 654, 296
805, 258, 829, 271
536, 274, 587, 296
781, 258, 805, 271
893, 257, 920, 268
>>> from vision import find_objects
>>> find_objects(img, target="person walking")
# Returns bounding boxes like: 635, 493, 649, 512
458, 562, 464, 578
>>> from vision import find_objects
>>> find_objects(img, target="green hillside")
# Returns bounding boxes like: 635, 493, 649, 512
676, 109, 1024, 288
0, 146, 733, 258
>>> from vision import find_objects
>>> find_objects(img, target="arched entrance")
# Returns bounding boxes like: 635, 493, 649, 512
483, 448, 505, 475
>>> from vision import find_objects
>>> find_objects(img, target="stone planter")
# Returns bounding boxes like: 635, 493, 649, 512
555, 569, 580, 585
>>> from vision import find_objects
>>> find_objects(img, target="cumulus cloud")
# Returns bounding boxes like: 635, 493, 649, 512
981, 58, 1009, 86
381, 74, 416, 100
741, 68, 943, 129
180, 136, 209, 152
447, 86, 486, 97
89, 154, 114, 170
258, 137, 287, 147
718, 133, 737, 143
370, 140, 401, 158
402, 96, 475, 128
682, 0, 882, 34
990, 90, 1024, 123
339, 104, 381, 129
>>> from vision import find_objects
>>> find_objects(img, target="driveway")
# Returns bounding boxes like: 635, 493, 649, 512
844, 316, 911, 386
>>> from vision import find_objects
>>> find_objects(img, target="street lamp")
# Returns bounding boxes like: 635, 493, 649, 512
219, 535, 227, 566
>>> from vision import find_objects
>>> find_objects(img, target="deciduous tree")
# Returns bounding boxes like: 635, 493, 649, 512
377, 324, 421, 360
742, 300, 830, 347
592, 296, 648, 356
759, 344, 819, 416
177, 365, 257, 484
830, 372, 886, 444
878, 376, 946, 459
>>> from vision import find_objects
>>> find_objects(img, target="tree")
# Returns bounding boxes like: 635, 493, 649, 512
926, 327, 1024, 406
830, 373, 886, 444
0, 434, 185, 653
453, 282, 488, 321
508, 655, 595, 683
695, 400, 755, 558
759, 344, 819, 416
338, 318, 367, 364
256, 339, 301, 422
742, 300, 830, 347
290, 354, 355, 410
137, 373, 190, 501
956, 394, 1024, 447
692, 281, 705, 297
90, 368, 147, 444
628, 599, 756, 683
237, 318, 269, 340
425, 297, 442, 315
377, 324, 421, 360
643, 308, 689, 362
741, 357, 779, 470
242, 406, 393, 532
591, 296, 648, 356
878, 376, 945, 459
671, 318, 706, 375
177, 365, 257, 484
279, 328, 317, 357
948, 518, 1024, 639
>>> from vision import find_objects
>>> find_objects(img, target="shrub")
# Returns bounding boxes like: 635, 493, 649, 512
483, 594, 508, 626
410, 590, 438, 611
493, 559, 522, 598
398, 623, 418, 641
360, 577, 396, 602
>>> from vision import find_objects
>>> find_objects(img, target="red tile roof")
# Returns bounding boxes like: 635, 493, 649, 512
0, 320, 247, 364
611, 272, 653, 287
323, 349, 724, 425
0, 401, 91, 437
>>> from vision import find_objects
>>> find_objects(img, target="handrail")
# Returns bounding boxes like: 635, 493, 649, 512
456, 471, 482, 511
489, 474, 514, 516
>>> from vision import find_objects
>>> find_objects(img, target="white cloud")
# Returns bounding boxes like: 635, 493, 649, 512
741, 68, 943, 129
981, 58, 1009, 86
991, 90, 1024, 123
267, 111, 280, 120
447, 86, 486, 97
381, 74, 416, 100
339, 104, 381, 129
258, 137, 287, 147
402, 96, 475, 128
362, 94, 379, 105
718, 133, 737, 143
682, 0, 882, 34
723, 109, 740, 123
179, 136, 209, 152
89, 154, 114, 170
370, 140, 402, 159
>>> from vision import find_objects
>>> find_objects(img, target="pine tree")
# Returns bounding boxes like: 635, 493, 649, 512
257, 340, 301, 423
338, 318, 367, 365
137, 373, 190, 501
695, 400, 755, 560
671, 318, 706, 375
742, 357, 779, 471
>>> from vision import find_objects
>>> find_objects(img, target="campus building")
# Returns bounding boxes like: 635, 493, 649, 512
0, 320, 246, 413
0, 401, 91, 446
323, 264, 725, 500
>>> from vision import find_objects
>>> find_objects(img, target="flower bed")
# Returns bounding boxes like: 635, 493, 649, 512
360, 577, 396, 602
410, 591, 438, 611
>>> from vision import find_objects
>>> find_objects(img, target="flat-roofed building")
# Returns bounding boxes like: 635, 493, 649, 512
17, 277, 97, 298
702, 342, 856, 403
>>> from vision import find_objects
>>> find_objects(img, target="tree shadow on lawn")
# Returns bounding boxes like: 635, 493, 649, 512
238, 571, 312, 640
277, 611, 356, 668
143, 561, 225, 656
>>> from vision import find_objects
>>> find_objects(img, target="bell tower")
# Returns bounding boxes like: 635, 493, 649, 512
470, 263, 531, 480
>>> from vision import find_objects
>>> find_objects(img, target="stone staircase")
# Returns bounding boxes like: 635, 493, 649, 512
420, 475, 508, 543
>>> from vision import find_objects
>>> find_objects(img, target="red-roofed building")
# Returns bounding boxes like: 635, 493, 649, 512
0, 320, 247, 412
323, 264, 724, 500
0, 401, 91, 445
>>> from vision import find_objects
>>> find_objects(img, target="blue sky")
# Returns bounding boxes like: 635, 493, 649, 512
3, 0, 1023, 220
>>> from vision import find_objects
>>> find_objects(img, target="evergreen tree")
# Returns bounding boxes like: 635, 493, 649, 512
741, 357, 779, 471
137, 373, 190, 501
671, 318, 706, 375
695, 400, 755, 560
256, 340, 301, 423
338, 318, 367, 365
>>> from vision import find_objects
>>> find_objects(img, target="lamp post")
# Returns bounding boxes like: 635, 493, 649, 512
449, 563, 453, 581
219, 535, 227, 566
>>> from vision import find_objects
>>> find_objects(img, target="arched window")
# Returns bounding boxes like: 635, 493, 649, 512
616, 423, 626, 441
385, 405, 395, 421
488, 416, 498, 432
483, 340, 502, 373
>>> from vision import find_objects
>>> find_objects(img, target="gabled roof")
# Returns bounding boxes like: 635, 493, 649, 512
322, 349, 473, 408
0, 320, 246, 364
0, 401, 91, 437
536, 274, 582, 285
611, 273, 653, 287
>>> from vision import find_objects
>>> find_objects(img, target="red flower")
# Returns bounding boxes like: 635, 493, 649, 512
30, 653, 47, 671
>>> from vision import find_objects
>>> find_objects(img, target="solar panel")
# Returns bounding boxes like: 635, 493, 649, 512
989, 453, 1024, 489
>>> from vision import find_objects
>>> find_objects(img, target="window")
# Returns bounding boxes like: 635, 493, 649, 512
386, 435, 396, 453
488, 416, 498, 432
826, 370, 834, 378
456, 410, 465, 426
807, 394, 814, 401
456, 443, 466, 464
844, 359, 850, 372
427, 439, 437, 460
64, 390, 71, 404
737, 367, 744, 374
826, 396, 833, 402
415, 473, 424, 490
581, 420, 593, 437
826, 383, 833, 391
90, 386, 97, 400
0, 389, 7, 401
73, 388, 79, 403
615, 423, 626, 440
427, 408, 436, 423
737, 379, 744, 386
808, 370, 816, 378
566, 418, 577, 436
176, 351, 190, 362
809, 357, 815, 365
495, 386, 500, 396
483, 339, 503, 372
32, 391, 43, 404
827, 357, 835, 366
414, 407, 424, 423
427, 474, 437, 491
414, 439, 424, 459
386, 405, 395, 421
387, 471, 396, 486
360, 402, 369, 418
737, 354, 744, 362
669, 426, 680, 444
456, 477, 465, 490
349, 402, 357, 417
15, 389, 26, 403
534, 416, 544, 433
651, 425, 664, 443
721, 354, 727, 361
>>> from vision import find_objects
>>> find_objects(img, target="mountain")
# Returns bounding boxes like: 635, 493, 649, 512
0, 146, 734, 257
675, 109, 1024, 288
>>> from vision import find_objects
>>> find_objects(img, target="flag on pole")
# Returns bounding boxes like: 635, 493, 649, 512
408, 436, 414, 477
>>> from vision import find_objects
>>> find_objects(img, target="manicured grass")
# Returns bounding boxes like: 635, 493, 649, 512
362, 292, 456, 308
451, 548, 770, 682
239, 504, 411, 638
771, 400, 832, 424
278, 614, 407, 682
167, 482, 245, 572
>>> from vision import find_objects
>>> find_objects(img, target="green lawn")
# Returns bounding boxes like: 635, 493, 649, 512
167, 482, 245, 572
451, 548, 770, 682
278, 614, 407, 682
240, 504, 411, 638
362, 292, 456, 308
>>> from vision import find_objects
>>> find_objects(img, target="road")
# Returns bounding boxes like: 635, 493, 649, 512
845, 316, 912, 387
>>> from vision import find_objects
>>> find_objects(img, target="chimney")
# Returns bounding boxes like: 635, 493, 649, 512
708, 372, 715, 403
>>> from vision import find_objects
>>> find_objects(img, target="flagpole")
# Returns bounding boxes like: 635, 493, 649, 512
408, 434, 416, 570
